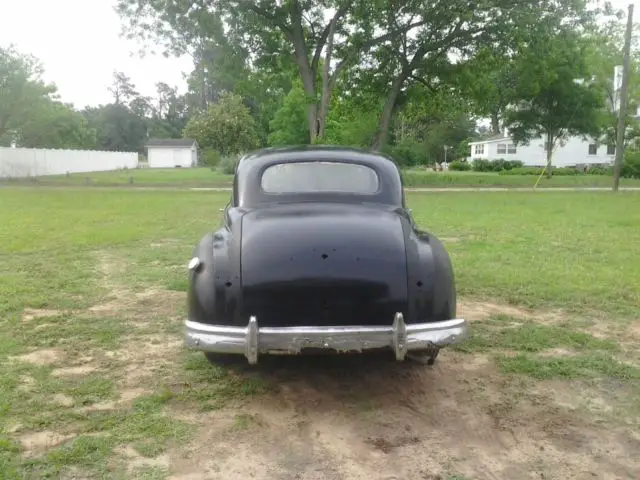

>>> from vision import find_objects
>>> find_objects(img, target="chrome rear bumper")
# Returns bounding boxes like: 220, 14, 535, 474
184, 313, 468, 365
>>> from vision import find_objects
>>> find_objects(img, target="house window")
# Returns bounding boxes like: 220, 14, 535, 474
607, 144, 615, 155
497, 144, 506, 154
507, 144, 517, 154
588, 144, 598, 155
474, 144, 485, 155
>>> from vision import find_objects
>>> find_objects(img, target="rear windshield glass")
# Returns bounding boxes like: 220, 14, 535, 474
261, 161, 380, 194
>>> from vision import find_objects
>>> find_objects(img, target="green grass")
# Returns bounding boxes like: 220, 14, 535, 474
402, 169, 640, 188
3, 167, 640, 188
0, 186, 638, 475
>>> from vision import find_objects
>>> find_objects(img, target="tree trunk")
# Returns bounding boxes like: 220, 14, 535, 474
317, 16, 338, 141
372, 74, 407, 150
545, 132, 554, 178
490, 111, 501, 135
289, 3, 318, 143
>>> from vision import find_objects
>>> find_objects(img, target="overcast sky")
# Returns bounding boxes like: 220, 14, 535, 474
0, 0, 635, 110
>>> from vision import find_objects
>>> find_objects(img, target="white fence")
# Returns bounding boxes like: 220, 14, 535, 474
0, 147, 138, 178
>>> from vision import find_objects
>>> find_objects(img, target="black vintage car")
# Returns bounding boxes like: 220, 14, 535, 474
185, 146, 467, 365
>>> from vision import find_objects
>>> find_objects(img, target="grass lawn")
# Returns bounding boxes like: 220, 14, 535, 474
1, 187, 639, 478
3, 167, 640, 188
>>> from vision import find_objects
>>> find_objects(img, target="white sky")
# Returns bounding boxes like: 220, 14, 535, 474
0, 0, 635, 110
0, 0, 192, 109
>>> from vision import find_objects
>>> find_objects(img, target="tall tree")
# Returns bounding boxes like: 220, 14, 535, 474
109, 71, 139, 106
15, 100, 96, 149
83, 103, 148, 152
183, 91, 259, 155
116, 0, 425, 143
0, 45, 56, 142
368, 0, 595, 149
504, 31, 605, 177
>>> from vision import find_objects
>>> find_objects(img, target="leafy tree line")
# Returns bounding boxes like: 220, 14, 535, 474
2, 1, 640, 172
1, 47, 192, 153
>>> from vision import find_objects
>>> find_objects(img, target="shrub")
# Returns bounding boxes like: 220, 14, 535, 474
450, 160, 471, 171
218, 154, 241, 175
202, 148, 221, 167
472, 158, 492, 172
622, 150, 640, 179
506, 160, 524, 170
499, 167, 544, 176
585, 166, 612, 175
385, 142, 431, 167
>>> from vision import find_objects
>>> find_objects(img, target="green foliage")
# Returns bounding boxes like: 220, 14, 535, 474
0, 45, 86, 148
183, 92, 259, 156
267, 83, 309, 146
622, 150, 640, 179
504, 30, 606, 170
202, 148, 221, 167
16, 101, 96, 149
449, 160, 471, 171
83, 104, 148, 153
472, 159, 525, 172
218, 155, 241, 175
384, 141, 431, 167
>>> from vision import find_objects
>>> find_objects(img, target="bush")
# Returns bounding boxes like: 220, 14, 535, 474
585, 166, 612, 175
450, 160, 471, 171
202, 148, 221, 167
471, 158, 492, 172
622, 150, 640, 179
472, 158, 525, 172
499, 167, 544, 176
218, 154, 241, 175
385, 142, 431, 167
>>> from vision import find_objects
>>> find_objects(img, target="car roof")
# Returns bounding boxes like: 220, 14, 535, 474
233, 145, 405, 208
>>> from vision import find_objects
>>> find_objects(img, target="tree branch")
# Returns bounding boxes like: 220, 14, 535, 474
236, 1, 292, 37
410, 75, 437, 92
311, 4, 349, 74
332, 19, 427, 81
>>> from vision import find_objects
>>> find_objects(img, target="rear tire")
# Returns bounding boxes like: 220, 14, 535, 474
406, 348, 440, 365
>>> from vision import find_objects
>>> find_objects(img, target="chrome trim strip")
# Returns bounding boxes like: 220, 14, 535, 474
185, 314, 468, 364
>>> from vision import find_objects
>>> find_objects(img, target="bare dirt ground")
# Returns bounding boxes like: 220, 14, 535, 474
13, 255, 640, 480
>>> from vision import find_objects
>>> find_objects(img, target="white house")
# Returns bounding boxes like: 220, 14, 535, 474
468, 134, 616, 168
146, 138, 198, 168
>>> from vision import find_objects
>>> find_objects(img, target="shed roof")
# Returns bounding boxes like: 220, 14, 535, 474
145, 138, 197, 148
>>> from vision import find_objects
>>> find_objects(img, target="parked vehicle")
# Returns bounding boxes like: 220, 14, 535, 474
184, 146, 467, 365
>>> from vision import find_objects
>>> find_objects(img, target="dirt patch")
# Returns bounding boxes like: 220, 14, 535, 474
88, 288, 184, 319
14, 348, 64, 366
115, 445, 170, 471
20, 431, 76, 457
119, 387, 150, 403
457, 299, 531, 321
162, 352, 640, 480
52, 393, 75, 407
539, 347, 578, 358
22, 308, 63, 322
51, 365, 97, 377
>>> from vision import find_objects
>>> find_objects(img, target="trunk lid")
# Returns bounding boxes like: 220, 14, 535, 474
239, 203, 408, 327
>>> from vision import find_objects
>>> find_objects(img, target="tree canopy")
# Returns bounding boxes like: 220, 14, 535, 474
1, 0, 637, 169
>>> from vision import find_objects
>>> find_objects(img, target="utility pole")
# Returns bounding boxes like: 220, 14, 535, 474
613, 3, 634, 192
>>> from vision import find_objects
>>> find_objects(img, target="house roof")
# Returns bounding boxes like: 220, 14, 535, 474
145, 138, 197, 148
468, 135, 510, 145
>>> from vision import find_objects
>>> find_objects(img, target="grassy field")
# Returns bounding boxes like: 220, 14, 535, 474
1, 187, 639, 479
3, 166, 640, 188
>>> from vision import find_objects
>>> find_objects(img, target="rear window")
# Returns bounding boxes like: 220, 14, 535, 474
260, 161, 379, 194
